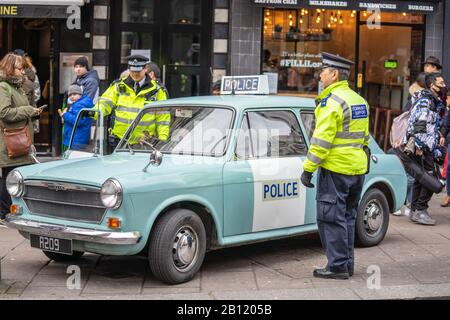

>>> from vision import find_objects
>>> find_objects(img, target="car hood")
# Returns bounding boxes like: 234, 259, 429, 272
18, 153, 225, 190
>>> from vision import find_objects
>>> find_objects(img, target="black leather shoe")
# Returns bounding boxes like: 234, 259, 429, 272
313, 268, 349, 280
349, 271, 354, 277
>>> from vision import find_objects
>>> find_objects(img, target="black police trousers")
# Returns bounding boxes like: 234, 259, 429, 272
316, 168, 365, 274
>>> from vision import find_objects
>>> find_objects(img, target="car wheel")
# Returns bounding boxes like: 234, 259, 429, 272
42, 250, 84, 262
355, 188, 390, 247
149, 209, 206, 284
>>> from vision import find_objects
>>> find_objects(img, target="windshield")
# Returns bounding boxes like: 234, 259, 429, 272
116, 106, 234, 156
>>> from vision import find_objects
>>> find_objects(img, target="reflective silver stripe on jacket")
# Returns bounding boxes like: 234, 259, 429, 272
329, 94, 351, 132
156, 121, 171, 126
331, 143, 364, 149
115, 116, 156, 127
335, 131, 366, 139
310, 137, 332, 149
307, 152, 323, 165
116, 106, 141, 114
100, 98, 114, 110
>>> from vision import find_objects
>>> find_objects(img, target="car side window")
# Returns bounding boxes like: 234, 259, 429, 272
235, 110, 307, 159
300, 111, 315, 140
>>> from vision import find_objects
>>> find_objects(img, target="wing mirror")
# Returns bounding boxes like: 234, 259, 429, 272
143, 150, 163, 172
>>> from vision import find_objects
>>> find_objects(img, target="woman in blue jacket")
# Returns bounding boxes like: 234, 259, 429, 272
62, 84, 94, 150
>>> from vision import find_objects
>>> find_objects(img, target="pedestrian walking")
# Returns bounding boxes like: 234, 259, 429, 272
96, 55, 169, 152
300, 52, 370, 280
406, 73, 446, 225
0, 53, 43, 222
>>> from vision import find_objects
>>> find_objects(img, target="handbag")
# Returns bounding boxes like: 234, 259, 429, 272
1, 119, 32, 158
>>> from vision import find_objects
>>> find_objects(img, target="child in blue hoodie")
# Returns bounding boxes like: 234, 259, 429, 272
62, 84, 94, 150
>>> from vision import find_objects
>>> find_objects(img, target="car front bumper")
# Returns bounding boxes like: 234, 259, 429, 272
5, 215, 141, 245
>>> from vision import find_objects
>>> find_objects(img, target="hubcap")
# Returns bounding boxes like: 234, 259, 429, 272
364, 199, 383, 236
172, 226, 198, 272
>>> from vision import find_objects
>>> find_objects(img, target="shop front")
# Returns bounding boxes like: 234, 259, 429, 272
0, 0, 92, 156
257, 1, 437, 105
251, 0, 440, 149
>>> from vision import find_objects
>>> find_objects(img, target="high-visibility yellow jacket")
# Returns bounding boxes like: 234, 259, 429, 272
96, 75, 170, 141
303, 80, 370, 176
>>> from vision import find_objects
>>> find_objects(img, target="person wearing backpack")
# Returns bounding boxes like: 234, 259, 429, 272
392, 73, 427, 217
405, 73, 446, 225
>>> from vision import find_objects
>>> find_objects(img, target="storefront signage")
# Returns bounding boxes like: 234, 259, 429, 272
252, 0, 439, 13
358, 2, 398, 11
0, 5, 71, 18
308, 1, 349, 8
280, 52, 322, 68
221, 75, 270, 95
0, 5, 18, 15
254, 0, 300, 8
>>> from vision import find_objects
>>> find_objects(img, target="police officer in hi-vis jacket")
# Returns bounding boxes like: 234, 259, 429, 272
96, 55, 169, 151
300, 52, 370, 280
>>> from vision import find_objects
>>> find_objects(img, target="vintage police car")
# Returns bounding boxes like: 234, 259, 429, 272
5, 85, 407, 284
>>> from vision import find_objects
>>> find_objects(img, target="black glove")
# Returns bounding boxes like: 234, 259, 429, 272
301, 170, 314, 188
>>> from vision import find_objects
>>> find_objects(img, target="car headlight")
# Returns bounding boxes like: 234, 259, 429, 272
100, 178, 123, 209
6, 170, 24, 197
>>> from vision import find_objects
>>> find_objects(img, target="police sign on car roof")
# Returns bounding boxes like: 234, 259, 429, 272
221, 75, 270, 95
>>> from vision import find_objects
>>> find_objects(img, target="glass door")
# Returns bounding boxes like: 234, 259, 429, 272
356, 12, 425, 151
111, 0, 212, 97
357, 13, 425, 110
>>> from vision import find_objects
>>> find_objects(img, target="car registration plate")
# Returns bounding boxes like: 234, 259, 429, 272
30, 234, 73, 255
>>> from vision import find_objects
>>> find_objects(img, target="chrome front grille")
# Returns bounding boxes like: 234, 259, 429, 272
23, 181, 106, 223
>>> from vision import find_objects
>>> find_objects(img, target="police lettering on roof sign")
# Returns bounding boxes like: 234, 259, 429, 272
220, 75, 271, 95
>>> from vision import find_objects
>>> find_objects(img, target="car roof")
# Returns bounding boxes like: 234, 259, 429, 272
148, 95, 317, 111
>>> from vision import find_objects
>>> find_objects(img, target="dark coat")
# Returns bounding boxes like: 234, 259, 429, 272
73, 70, 100, 103
63, 96, 94, 149
22, 68, 37, 107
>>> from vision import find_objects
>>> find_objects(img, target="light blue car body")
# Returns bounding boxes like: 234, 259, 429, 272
10, 95, 407, 255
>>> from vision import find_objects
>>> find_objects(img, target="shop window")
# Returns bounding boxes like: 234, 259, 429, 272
169, 0, 201, 24
167, 73, 200, 97
262, 8, 356, 96
120, 32, 153, 64
122, 0, 154, 23
169, 33, 201, 65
